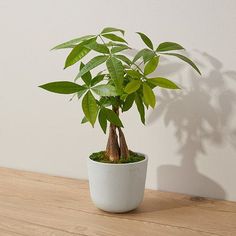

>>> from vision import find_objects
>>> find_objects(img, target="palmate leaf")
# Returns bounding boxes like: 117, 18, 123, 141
160, 53, 201, 75
143, 82, 156, 108
80, 62, 92, 86
46, 28, 201, 131
156, 42, 184, 52
64, 45, 90, 69
115, 55, 132, 65
136, 32, 153, 49
135, 93, 145, 124
92, 84, 120, 96
39, 81, 86, 94
126, 69, 142, 78
91, 74, 105, 86
102, 33, 127, 44
111, 45, 130, 53
122, 93, 135, 111
85, 41, 109, 54
52, 35, 96, 50
98, 108, 107, 133
64, 38, 97, 68
77, 89, 87, 99
148, 77, 180, 89
103, 108, 123, 127
124, 80, 141, 94
98, 107, 123, 133
144, 56, 159, 75
105, 42, 127, 47
106, 56, 124, 93
133, 48, 155, 63
81, 116, 88, 124
99, 97, 113, 107
75, 55, 108, 81
82, 91, 98, 127
101, 27, 125, 35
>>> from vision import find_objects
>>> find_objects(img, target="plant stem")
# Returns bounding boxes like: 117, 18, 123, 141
105, 123, 120, 162
118, 127, 129, 159
105, 106, 130, 161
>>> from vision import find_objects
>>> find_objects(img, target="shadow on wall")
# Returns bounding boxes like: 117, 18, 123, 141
147, 52, 236, 199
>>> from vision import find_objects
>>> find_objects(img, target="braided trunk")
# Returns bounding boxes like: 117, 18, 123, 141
105, 106, 130, 161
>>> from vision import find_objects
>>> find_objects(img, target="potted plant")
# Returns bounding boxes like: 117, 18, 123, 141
39, 27, 201, 213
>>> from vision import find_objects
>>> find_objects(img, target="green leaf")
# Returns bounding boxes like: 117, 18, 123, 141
109, 97, 120, 107
52, 35, 96, 50
142, 94, 149, 109
120, 93, 128, 101
106, 42, 126, 47
156, 42, 184, 52
123, 93, 135, 111
135, 93, 145, 124
144, 56, 159, 75
143, 52, 155, 64
82, 91, 98, 126
160, 53, 201, 75
115, 55, 132, 65
39, 81, 86, 94
92, 84, 120, 96
126, 69, 142, 78
143, 82, 156, 108
91, 74, 105, 86
81, 116, 88, 124
103, 108, 123, 127
85, 41, 109, 54
106, 57, 124, 93
64, 43, 91, 69
75, 55, 108, 81
133, 49, 155, 63
124, 80, 141, 94
111, 45, 130, 53
102, 33, 127, 44
99, 97, 112, 107
80, 62, 92, 86
148, 77, 180, 89
101, 27, 125, 35
77, 89, 87, 99
98, 108, 107, 134
136, 32, 153, 49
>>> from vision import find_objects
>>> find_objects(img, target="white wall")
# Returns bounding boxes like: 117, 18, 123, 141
0, 0, 236, 201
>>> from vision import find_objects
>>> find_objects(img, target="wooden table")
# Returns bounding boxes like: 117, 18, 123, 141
0, 167, 235, 236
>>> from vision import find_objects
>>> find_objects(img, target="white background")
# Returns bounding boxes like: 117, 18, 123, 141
0, 0, 236, 201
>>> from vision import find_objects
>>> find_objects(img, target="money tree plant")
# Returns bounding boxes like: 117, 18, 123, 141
40, 27, 201, 162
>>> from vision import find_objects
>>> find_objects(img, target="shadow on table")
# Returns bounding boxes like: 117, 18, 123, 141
132, 192, 213, 214
147, 52, 236, 200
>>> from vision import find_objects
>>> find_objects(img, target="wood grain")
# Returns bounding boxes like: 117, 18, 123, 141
0, 167, 235, 236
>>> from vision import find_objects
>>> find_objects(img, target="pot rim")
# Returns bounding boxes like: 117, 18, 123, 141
88, 152, 148, 166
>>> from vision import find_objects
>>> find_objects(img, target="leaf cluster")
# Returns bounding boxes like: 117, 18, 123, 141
40, 27, 201, 133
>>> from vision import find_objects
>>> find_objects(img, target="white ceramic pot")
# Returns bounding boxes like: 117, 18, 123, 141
87, 154, 148, 213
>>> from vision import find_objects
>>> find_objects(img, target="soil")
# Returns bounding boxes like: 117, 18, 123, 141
89, 150, 145, 164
